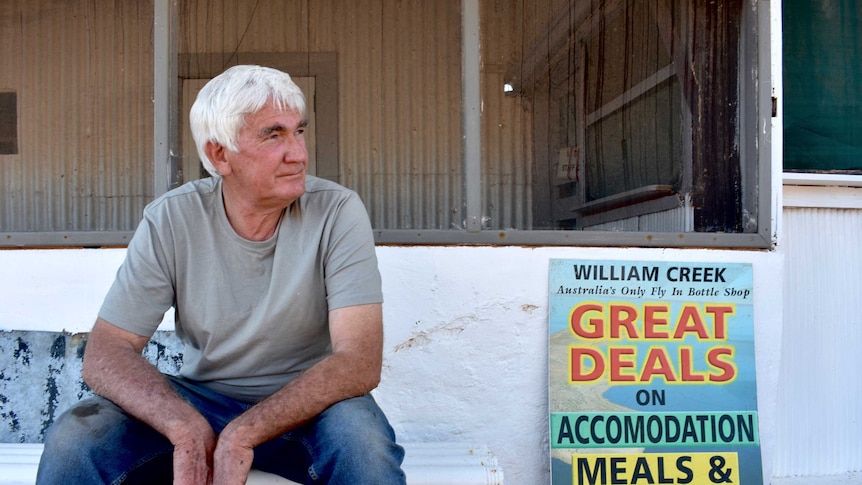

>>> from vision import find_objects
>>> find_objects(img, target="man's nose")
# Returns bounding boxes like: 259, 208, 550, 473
283, 135, 307, 162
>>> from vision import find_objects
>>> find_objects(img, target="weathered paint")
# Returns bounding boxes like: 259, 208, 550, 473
0, 330, 182, 443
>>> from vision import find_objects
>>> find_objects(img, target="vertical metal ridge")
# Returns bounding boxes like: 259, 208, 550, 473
777, 207, 862, 477
2, 1, 153, 233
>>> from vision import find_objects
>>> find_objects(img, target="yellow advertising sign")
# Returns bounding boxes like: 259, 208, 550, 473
572, 452, 739, 485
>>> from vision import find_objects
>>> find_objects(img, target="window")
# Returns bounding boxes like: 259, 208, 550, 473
783, 0, 862, 174
369, 0, 770, 246
0, 92, 17, 155
472, 0, 767, 243
1, 0, 771, 248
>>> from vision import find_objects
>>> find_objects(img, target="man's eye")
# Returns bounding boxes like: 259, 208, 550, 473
295, 128, 306, 136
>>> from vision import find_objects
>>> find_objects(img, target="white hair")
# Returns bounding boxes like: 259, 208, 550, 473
189, 65, 306, 178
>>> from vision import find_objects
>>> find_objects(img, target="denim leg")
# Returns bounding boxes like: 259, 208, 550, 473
37, 382, 404, 485
35, 395, 174, 485
36, 376, 247, 485
255, 394, 406, 485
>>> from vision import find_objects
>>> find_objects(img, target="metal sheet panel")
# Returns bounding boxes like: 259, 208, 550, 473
583, 205, 691, 232
179, 0, 535, 232
776, 207, 862, 477
0, 0, 154, 233
481, 0, 534, 230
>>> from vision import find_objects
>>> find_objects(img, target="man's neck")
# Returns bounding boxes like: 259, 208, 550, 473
221, 186, 287, 242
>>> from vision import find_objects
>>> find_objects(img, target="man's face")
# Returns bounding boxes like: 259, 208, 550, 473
220, 104, 308, 209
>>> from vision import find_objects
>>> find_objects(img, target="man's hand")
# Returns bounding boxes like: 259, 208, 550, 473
171, 421, 218, 485
212, 424, 255, 485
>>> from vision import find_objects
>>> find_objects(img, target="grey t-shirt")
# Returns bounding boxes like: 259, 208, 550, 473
99, 176, 383, 403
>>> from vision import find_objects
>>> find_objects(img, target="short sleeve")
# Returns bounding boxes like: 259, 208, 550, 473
321, 192, 383, 310
98, 211, 176, 337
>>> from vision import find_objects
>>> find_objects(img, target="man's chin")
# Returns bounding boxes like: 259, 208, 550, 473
278, 178, 306, 202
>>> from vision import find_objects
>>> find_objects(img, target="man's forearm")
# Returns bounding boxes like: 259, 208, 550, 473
83, 318, 212, 445
210, 349, 380, 484
84, 318, 217, 484
222, 350, 379, 448
219, 303, 384, 449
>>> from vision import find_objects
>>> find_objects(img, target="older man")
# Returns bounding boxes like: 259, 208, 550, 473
37, 65, 405, 485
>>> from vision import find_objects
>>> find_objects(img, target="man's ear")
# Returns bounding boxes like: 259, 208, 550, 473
205, 141, 232, 176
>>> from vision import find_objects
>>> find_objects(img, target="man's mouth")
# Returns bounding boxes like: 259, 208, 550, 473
278, 168, 306, 178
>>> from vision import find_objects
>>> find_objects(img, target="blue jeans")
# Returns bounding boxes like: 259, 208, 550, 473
36, 376, 406, 485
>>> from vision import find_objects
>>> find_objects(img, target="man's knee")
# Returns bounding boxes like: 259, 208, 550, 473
38, 396, 173, 484
37, 397, 121, 483
318, 395, 397, 444
308, 395, 405, 483
43, 397, 118, 457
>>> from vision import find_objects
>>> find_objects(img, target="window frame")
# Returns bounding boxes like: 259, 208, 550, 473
783, 173, 862, 188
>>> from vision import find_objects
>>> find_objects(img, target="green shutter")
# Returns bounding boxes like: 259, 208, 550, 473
784, 0, 862, 172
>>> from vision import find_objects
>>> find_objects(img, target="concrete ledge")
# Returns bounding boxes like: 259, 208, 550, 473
0, 443, 298, 485
0, 442, 504, 485
772, 473, 862, 485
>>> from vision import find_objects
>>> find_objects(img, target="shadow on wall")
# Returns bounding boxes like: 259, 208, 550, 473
0, 330, 183, 443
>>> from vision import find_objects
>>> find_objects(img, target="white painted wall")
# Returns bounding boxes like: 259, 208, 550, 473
0, 249, 126, 333
0, 246, 784, 484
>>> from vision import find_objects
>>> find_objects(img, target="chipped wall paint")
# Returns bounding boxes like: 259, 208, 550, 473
0, 330, 182, 443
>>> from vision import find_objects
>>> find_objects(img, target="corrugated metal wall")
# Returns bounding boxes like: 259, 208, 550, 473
2, 1, 537, 235
0, 1, 154, 233
776, 207, 862, 477
585, 204, 693, 232
482, 1, 534, 230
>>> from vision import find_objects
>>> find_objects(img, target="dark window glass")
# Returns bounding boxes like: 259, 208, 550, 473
0, 92, 17, 155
